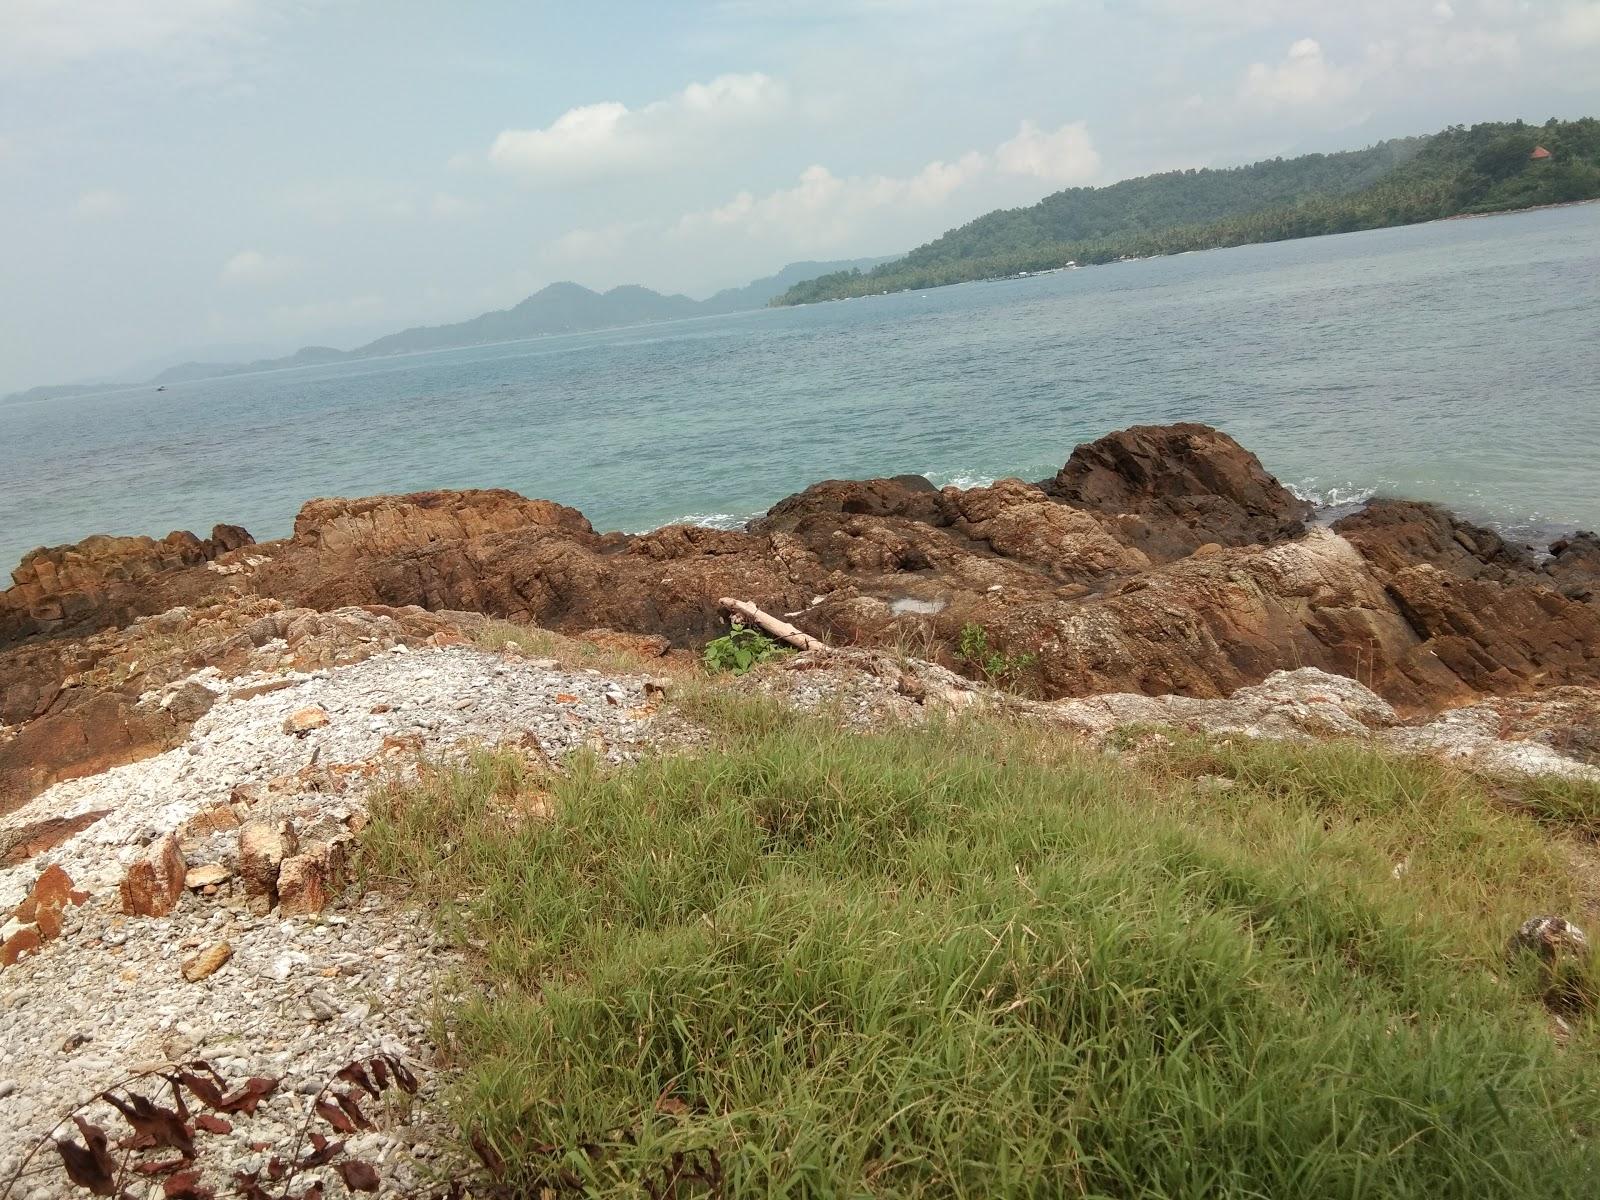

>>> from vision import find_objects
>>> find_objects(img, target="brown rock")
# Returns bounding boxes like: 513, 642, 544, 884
181, 939, 233, 982
184, 863, 232, 890
1043, 423, 1313, 560
283, 706, 330, 735
1, 811, 112, 868
6, 421, 1598, 734
0, 690, 200, 816
0, 524, 251, 646
184, 802, 243, 837
1334, 499, 1536, 581
277, 840, 348, 916
13, 863, 87, 920
1, 926, 42, 967
238, 819, 298, 902
119, 834, 187, 917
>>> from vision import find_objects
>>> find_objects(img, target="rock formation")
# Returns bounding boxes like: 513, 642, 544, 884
2, 423, 1596, 750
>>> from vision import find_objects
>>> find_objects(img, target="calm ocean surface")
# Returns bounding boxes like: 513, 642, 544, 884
3, 203, 1598, 573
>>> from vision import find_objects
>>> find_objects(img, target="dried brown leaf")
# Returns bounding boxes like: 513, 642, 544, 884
162, 1170, 215, 1200
103, 1091, 196, 1158
230, 1169, 273, 1200
337, 1061, 379, 1097
195, 1115, 233, 1135
133, 1157, 192, 1177
334, 1090, 374, 1131
56, 1117, 117, 1196
387, 1057, 418, 1094
335, 1160, 381, 1193
296, 1132, 346, 1169
368, 1057, 390, 1091
313, 1097, 356, 1134
217, 1077, 277, 1116
177, 1069, 227, 1110
471, 1131, 506, 1178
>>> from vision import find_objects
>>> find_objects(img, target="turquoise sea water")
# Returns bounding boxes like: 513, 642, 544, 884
3, 203, 1598, 574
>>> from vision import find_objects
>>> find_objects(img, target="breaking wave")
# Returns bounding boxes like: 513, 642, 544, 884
640, 511, 763, 533
1287, 480, 1378, 512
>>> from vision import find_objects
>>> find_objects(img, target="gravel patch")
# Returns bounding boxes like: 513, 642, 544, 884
0, 644, 697, 1196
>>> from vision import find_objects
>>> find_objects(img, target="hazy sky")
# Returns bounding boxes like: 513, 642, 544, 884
3, 0, 1598, 392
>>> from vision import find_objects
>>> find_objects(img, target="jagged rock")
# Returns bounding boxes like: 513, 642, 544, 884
0, 524, 254, 644
1334, 499, 1538, 581
238, 819, 298, 903
1, 811, 109, 867
283, 706, 331, 736
1043, 423, 1313, 559
119, 833, 186, 917
750, 474, 948, 534
0, 690, 202, 816
181, 939, 233, 982
5, 423, 1600, 728
278, 840, 347, 916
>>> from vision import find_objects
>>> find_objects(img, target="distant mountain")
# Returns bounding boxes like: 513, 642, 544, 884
778, 117, 1600, 303
5, 257, 895, 404
700, 257, 900, 312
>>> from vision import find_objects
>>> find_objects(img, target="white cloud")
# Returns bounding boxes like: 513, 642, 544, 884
1431, 1, 1455, 20
487, 72, 787, 183
220, 249, 298, 285
1400, 27, 1518, 69
994, 119, 1101, 184
666, 119, 1095, 252
73, 189, 127, 219
1540, 1, 1600, 47
0, 0, 260, 71
1240, 38, 1358, 107
674, 152, 992, 249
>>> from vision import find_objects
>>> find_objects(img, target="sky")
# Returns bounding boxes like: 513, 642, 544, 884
2, 0, 1598, 393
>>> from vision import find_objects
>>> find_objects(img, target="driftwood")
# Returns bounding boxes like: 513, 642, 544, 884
717, 598, 829, 653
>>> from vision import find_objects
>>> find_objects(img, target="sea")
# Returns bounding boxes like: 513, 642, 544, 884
3, 202, 1598, 575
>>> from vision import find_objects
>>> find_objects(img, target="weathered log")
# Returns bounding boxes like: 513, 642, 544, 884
717, 597, 829, 653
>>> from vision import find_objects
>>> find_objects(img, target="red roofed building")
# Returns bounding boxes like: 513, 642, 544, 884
1530, 145, 1553, 160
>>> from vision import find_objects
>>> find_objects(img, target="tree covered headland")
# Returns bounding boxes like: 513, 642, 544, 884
776, 118, 1600, 305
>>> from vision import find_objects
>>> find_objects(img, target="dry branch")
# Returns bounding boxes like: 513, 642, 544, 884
717, 598, 829, 653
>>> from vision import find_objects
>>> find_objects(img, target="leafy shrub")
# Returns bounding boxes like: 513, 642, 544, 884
957, 621, 1035, 689
703, 623, 786, 675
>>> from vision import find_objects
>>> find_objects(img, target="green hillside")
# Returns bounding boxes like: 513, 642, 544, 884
777, 118, 1600, 304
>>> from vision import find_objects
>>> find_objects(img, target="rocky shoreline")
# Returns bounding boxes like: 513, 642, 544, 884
2, 422, 1598, 1195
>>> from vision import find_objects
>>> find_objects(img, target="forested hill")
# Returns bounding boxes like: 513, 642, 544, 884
776, 118, 1600, 304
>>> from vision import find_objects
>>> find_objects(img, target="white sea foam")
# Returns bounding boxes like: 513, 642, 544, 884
640, 511, 763, 533
922, 471, 997, 490
1288, 480, 1378, 511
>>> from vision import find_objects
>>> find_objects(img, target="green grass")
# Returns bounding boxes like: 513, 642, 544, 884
364, 701, 1600, 1198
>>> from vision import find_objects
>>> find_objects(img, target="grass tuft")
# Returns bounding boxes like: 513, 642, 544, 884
366, 706, 1600, 1198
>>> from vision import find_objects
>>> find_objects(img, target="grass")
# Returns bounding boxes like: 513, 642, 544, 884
472, 618, 679, 679
363, 698, 1600, 1198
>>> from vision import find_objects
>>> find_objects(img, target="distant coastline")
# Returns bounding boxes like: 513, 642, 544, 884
776, 118, 1600, 305
3, 256, 897, 407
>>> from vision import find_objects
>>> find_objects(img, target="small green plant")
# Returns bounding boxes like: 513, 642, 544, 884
703, 622, 787, 674
957, 621, 1036, 689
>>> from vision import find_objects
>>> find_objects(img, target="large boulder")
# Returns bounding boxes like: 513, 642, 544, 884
0, 524, 253, 647
1043, 423, 1313, 560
